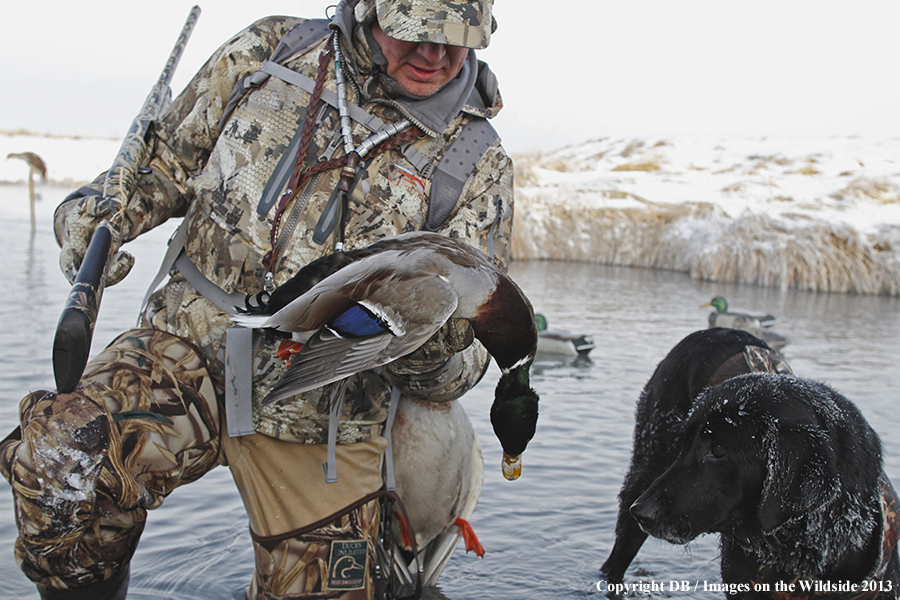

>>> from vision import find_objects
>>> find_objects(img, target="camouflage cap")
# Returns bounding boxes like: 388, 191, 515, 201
374, 0, 494, 49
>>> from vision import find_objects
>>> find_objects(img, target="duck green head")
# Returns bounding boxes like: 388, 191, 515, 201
534, 313, 548, 332
490, 362, 539, 481
705, 296, 729, 313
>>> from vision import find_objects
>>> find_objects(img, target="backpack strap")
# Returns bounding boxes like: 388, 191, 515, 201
425, 118, 499, 231
218, 18, 332, 132
220, 19, 501, 233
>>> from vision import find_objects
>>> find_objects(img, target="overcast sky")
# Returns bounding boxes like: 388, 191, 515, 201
4, 1, 900, 153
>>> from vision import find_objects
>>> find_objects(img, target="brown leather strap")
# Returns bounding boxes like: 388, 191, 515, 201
249, 488, 422, 598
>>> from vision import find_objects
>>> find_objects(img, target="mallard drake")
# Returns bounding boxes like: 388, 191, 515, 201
534, 313, 595, 357
390, 395, 484, 586
702, 296, 788, 350
235, 231, 540, 480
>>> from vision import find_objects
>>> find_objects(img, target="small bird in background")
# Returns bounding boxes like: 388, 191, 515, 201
7, 151, 47, 183
7, 151, 48, 231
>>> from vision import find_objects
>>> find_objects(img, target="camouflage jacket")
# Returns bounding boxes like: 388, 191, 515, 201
95, 12, 513, 444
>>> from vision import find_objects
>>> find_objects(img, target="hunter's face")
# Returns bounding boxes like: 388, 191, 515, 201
372, 22, 469, 98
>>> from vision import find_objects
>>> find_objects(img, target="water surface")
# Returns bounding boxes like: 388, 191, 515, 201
1, 187, 898, 599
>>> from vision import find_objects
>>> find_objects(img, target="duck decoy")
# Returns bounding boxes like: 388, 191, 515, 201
234, 231, 540, 480
534, 313, 595, 358
702, 295, 788, 350
703, 296, 777, 328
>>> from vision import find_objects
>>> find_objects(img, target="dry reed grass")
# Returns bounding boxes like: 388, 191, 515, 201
832, 177, 900, 204
611, 159, 662, 172
512, 191, 900, 296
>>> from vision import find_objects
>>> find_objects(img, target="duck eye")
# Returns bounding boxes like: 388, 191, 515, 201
710, 444, 726, 459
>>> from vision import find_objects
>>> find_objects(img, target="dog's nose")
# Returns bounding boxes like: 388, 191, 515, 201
630, 495, 660, 528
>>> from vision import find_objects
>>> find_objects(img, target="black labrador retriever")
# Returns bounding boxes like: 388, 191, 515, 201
632, 373, 900, 599
601, 328, 791, 584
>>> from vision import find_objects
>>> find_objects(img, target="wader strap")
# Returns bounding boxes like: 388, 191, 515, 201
174, 252, 246, 314
425, 118, 499, 231
140, 213, 246, 317
382, 386, 402, 492
225, 326, 256, 437
249, 488, 423, 600
260, 61, 385, 133
139, 217, 190, 321
218, 18, 332, 131
139, 218, 255, 438
323, 378, 350, 483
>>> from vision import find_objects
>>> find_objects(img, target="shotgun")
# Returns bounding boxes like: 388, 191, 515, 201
52, 6, 201, 393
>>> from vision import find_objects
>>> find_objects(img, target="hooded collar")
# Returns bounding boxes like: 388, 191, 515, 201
329, 0, 495, 136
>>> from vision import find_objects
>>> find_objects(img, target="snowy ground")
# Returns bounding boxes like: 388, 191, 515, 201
4, 131, 900, 294
512, 136, 900, 295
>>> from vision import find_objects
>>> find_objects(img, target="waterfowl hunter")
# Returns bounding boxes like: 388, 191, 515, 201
235, 231, 540, 479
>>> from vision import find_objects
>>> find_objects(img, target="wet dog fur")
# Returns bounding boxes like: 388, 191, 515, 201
601, 328, 783, 584
630, 373, 900, 599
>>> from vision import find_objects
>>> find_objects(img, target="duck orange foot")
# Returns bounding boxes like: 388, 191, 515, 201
454, 518, 484, 558
395, 512, 413, 550
275, 339, 304, 366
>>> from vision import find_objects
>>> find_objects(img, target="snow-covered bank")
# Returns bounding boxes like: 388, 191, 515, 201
3, 131, 899, 295
512, 137, 900, 295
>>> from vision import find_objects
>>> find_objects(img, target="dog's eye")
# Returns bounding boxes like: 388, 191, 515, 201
710, 444, 726, 459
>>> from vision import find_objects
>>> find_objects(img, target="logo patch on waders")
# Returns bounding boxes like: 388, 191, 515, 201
326, 540, 368, 590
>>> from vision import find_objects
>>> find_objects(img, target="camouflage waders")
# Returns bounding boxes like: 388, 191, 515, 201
224, 434, 388, 599
0, 329, 220, 594
0, 329, 392, 599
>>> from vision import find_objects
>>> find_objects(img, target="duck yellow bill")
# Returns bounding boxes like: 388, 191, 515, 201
501, 452, 522, 480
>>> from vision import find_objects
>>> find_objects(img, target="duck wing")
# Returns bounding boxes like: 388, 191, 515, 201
260, 271, 459, 406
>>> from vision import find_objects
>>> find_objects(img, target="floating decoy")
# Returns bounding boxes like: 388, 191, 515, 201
534, 313, 595, 357
235, 231, 540, 479
702, 295, 788, 350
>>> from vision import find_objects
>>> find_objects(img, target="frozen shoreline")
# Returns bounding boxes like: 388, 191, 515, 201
4, 131, 899, 295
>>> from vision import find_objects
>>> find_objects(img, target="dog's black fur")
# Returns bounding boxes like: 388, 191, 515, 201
631, 373, 900, 599
601, 328, 782, 584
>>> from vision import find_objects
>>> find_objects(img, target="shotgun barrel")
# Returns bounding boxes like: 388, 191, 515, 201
52, 6, 201, 393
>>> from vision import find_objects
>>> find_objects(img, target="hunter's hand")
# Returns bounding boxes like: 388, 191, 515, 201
54, 192, 134, 286
382, 318, 480, 401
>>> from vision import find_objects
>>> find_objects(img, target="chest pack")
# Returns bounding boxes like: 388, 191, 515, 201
145, 20, 504, 482
219, 18, 500, 232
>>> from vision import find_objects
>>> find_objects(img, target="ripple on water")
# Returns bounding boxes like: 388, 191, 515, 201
1, 211, 898, 598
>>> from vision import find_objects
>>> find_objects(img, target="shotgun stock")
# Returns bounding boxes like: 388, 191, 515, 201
52, 6, 201, 393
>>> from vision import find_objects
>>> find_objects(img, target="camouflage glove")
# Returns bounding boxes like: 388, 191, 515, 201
54, 189, 134, 286
383, 318, 489, 402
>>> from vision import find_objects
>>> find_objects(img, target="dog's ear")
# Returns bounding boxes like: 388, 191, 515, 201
758, 420, 840, 533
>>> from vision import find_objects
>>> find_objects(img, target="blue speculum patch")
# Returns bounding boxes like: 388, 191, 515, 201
329, 304, 390, 337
